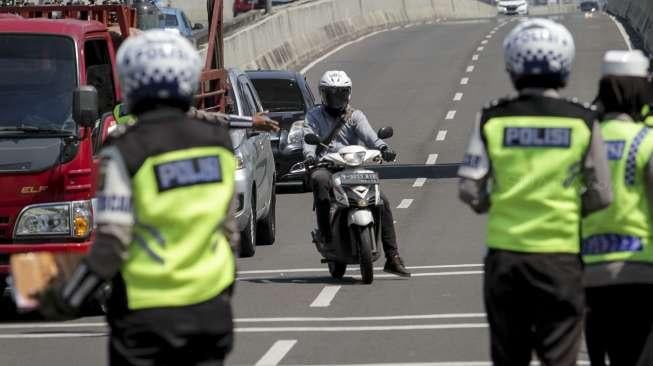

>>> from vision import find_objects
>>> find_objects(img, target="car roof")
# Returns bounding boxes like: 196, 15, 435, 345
245, 70, 300, 80
0, 18, 106, 39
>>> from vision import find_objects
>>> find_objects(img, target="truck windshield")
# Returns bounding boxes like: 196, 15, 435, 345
250, 78, 305, 112
0, 35, 77, 132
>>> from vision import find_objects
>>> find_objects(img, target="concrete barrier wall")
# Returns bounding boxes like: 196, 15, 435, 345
168, 0, 236, 24
607, 0, 653, 53
212, 0, 580, 71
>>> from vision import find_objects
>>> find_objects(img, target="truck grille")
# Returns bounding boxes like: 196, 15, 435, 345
507, 5, 517, 11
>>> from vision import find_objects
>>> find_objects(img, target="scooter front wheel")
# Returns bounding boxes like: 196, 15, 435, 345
328, 262, 347, 279
357, 226, 374, 284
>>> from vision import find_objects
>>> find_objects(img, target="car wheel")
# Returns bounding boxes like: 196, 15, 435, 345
257, 179, 276, 246
239, 193, 257, 258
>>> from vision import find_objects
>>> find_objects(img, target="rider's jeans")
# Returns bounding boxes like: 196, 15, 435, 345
310, 168, 399, 258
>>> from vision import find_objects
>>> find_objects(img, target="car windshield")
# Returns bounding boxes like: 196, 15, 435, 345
0, 35, 77, 132
164, 14, 179, 27
580, 2, 598, 10
250, 78, 305, 112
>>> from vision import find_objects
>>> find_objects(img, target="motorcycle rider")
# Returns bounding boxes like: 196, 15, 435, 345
303, 70, 411, 277
458, 19, 612, 366
582, 50, 653, 366
34, 30, 238, 365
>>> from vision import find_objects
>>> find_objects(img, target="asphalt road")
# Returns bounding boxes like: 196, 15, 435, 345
0, 11, 632, 366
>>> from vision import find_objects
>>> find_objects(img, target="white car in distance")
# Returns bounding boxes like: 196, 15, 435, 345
497, 0, 529, 15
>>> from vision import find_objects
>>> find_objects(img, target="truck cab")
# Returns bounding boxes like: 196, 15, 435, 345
0, 17, 120, 289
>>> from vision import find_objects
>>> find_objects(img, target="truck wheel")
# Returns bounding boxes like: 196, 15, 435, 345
358, 226, 374, 284
257, 181, 276, 246
239, 195, 257, 258
328, 262, 347, 279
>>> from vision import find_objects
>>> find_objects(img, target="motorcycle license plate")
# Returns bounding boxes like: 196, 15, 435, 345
337, 172, 379, 185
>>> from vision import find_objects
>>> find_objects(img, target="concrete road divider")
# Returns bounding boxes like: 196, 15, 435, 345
607, 0, 653, 54
206, 0, 581, 71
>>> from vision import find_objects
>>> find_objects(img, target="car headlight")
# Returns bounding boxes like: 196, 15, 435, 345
235, 154, 245, 170
287, 121, 304, 147
341, 151, 366, 166
14, 200, 93, 238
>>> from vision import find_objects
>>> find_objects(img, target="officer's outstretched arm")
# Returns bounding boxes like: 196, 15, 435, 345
581, 121, 613, 216
458, 117, 491, 213
38, 146, 134, 318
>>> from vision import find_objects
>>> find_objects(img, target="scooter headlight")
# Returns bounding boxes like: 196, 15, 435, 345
341, 151, 366, 167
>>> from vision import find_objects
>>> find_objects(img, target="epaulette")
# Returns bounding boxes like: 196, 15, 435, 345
483, 94, 518, 110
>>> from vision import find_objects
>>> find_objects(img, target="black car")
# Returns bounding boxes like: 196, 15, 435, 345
579, 1, 600, 12
246, 70, 316, 186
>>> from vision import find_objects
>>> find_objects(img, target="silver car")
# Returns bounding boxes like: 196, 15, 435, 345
227, 68, 277, 257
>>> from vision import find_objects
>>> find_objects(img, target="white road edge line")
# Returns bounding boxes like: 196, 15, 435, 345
301, 29, 386, 74
255, 340, 298, 366
472, 54, 479, 61
238, 313, 486, 322
460, 77, 469, 85
426, 154, 439, 164
436, 130, 447, 141
608, 14, 633, 50
453, 92, 463, 101
238, 270, 483, 282
238, 323, 489, 332
397, 199, 414, 209
283, 362, 591, 366
413, 178, 427, 187
237, 263, 481, 275
310, 286, 341, 307
445, 110, 456, 119
466, 65, 474, 73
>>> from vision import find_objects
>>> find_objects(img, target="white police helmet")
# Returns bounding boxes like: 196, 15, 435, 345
602, 50, 650, 77
319, 70, 352, 111
503, 18, 575, 86
116, 29, 202, 112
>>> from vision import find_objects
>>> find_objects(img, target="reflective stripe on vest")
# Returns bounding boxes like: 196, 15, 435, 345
123, 146, 236, 310
582, 121, 653, 264
483, 116, 591, 253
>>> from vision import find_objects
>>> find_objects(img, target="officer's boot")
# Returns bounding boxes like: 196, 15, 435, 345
384, 255, 411, 277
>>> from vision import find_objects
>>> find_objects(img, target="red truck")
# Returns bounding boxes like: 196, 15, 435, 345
0, 2, 227, 294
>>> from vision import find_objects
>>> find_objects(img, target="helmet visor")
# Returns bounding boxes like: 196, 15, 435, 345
321, 87, 350, 110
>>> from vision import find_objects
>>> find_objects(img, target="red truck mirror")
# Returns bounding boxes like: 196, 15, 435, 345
73, 86, 99, 128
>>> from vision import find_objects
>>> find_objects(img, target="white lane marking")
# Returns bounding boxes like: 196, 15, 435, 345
237, 323, 489, 332
486, 34, 492, 38
404, 24, 415, 29
238, 313, 486, 323
445, 110, 456, 120
472, 54, 479, 61
466, 65, 474, 73
608, 14, 633, 50
237, 263, 481, 276
0, 333, 105, 339
397, 199, 414, 209
426, 153, 439, 165
413, 178, 427, 187
481, 40, 488, 44
255, 340, 298, 366
301, 29, 386, 73
283, 362, 592, 366
310, 286, 341, 307
436, 130, 447, 141
453, 92, 463, 101
477, 46, 484, 51
460, 77, 469, 85
239, 270, 483, 281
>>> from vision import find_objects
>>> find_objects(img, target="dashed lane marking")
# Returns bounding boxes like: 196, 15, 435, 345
460, 77, 469, 85
397, 199, 414, 209
255, 340, 298, 366
426, 154, 439, 164
413, 178, 427, 187
310, 286, 341, 307
477, 46, 484, 51
486, 34, 492, 38
436, 130, 447, 141
445, 110, 456, 119
472, 54, 479, 61
466, 65, 474, 73
481, 40, 488, 44
453, 92, 463, 101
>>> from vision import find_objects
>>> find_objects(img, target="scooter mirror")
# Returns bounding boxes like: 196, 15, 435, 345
377, 127, 394, 139
304, 133, 321, 145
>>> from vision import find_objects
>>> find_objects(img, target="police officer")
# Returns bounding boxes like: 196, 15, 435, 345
583, 50, 653, 366
458, 19, 612, 366
303, 70, 410, 277
36, 30, 238, 365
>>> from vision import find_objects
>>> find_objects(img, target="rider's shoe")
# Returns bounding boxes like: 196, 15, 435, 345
384, 255, 411, 277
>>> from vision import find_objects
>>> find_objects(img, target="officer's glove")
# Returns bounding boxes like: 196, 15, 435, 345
36, 285, 79, 321
381, 146, 397, 162
305, 155, 317, 168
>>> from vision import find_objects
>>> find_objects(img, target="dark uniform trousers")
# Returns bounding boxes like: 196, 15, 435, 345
484, 250, 585, 366
585, 284, 653, 366
310, 168, 398, 257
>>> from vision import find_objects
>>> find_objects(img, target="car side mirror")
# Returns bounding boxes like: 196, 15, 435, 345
193, 23, 204, 30
304, 133, 321, 145
73, 86, 99, 128
377, 127, 394, 139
